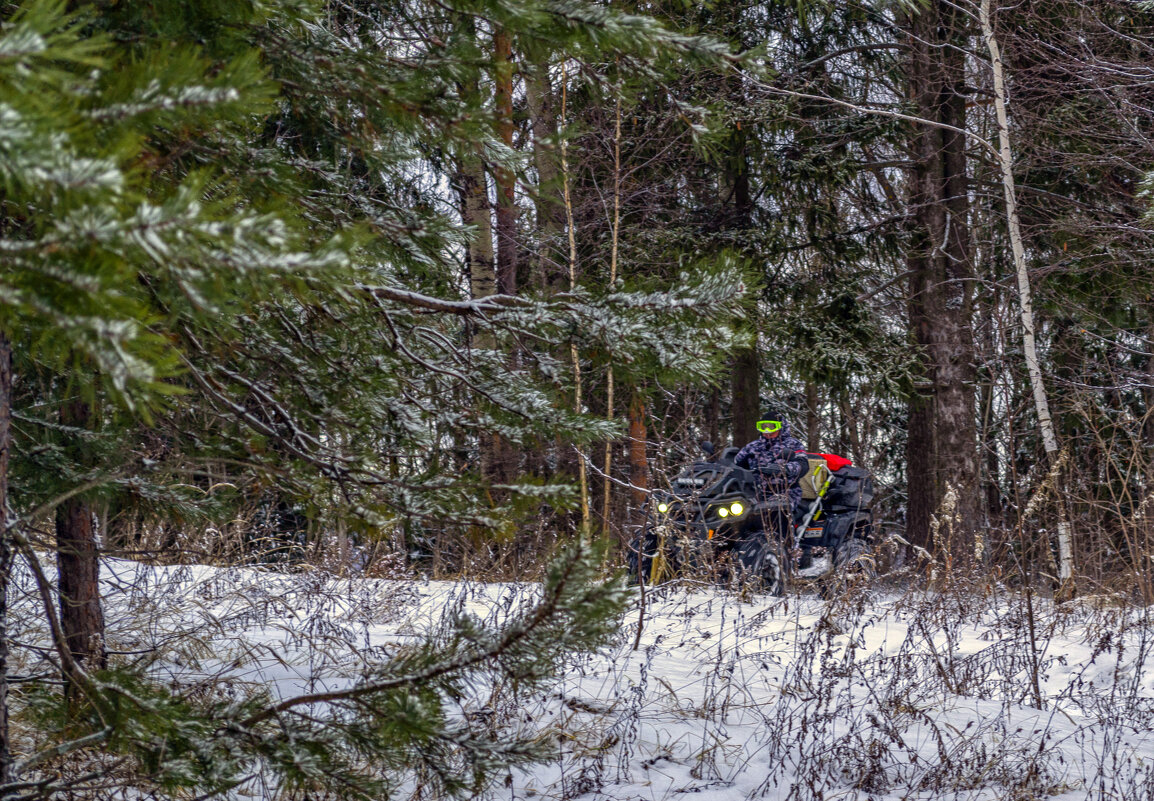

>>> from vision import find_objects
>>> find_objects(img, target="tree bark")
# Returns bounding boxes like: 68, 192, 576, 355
493, 27, 518, 296
457, 21, 497, 305
981, 0, 1073, 587
904, 0, 980, 560
56, 397, 106, 680
0, 332, 13, 782
726, 114, 760, 448
628, 390, 649, 516
525, 62, 566, 290
460, 155, 496, 302
731, 347, 760, 447
839, 391, 864, 466
1144, 322, 1154, 545
453, 38, 504, 486
455, 152, 508, 485
978, 277, 1003, 529
490, 28, 520, 485
805, 381, 820, 452
559, 64, 590, 530
707, 390, 721, 452
601, 94, 622, 540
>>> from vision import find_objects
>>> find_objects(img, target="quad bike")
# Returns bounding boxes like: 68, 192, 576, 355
626, 444, 875, 594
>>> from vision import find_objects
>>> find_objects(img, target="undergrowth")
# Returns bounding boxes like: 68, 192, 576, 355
6, 556, 1154, 799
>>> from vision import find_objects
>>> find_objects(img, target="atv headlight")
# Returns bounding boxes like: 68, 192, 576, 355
656, 501, 669, 514
730, 501, 745, 516
716, 507, 729, 518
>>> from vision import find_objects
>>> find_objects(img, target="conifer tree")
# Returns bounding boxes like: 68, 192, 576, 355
0, 0, 747, 793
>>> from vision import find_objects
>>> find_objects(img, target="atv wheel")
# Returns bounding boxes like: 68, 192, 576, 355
821, 537, 876, 598
734, 535, 784, 595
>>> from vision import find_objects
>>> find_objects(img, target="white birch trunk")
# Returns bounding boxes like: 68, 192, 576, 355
981, 0, 1074, 584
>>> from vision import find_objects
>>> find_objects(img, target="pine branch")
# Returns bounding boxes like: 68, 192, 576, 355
238, 541, 615, 729
12, 728, 112, 775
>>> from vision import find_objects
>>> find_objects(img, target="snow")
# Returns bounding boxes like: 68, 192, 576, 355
38, 559, 1154, 799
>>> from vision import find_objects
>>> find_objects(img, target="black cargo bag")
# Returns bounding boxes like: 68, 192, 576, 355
824, 466, 874, 511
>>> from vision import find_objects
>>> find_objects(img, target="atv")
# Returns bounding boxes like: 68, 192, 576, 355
626, 444, 875, 594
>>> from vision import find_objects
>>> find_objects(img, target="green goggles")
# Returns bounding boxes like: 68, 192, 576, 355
755, 420, 783, 434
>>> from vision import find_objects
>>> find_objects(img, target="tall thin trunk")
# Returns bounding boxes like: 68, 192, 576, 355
461, 156, 496, 302
458, 23, 496, 305
628, 390, 649, 516
601, 94, 622, 540
979, 275, 1003, 529
457, 153, 503, 483
907, 273, 935, 553
493, 27, 518, 296
0, 332, 13, 782
491, 28, 519, 484
560, 64, 589, 530
980, 352, 1002, 527
525, 62, 565, 290
453, 29, 503, 487
727, 115, 760, 448
981, 0, 1073, 587
522, 61, 563, 483
839, 391, 864, 466
805, 381, 820, 452
731, 347, 760, 446
56, 396, 106, 683
708, 390, 720, 450
1145, 323, 1154, 464
1143, 323, 1154, 571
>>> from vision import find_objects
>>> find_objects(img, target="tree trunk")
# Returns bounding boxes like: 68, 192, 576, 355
491, 28, 521, 485
455, 153, 508, 485
525, 62, 566, 291
0, 332, 13, 783
460, 155, 496, 302
628, 390, 649, 517
904, 0, 980, 561
522, 61, 564, 485
731, 346, 760, 447
56, 397, 106, 680
457, 22, 497, 305
601, 94, 622, 540
979, 281, 1003, 530
726, 115, 760, 449
839, 391, 864, 466
805, 381, 820, 452
454, 48, 504, 486
707, 389, 720, 451
1145, 323, 1154, 471
981, 0, 1073, 588
559, 64, 590, 529
1143, 323, 1154, 577
907, 266, 935, 554
493, 27, 518, 296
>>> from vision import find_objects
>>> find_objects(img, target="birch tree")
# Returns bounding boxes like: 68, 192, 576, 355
979, 0, 1074, 586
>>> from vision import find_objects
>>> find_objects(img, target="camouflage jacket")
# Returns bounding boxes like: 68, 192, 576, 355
733, 420, 808, 510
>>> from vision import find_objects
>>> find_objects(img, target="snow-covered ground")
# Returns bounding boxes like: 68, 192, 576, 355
31, 559, 1154, 799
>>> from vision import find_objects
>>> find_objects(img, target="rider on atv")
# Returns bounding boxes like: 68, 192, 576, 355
630, 410, 875, 592
733, 417, 809, 533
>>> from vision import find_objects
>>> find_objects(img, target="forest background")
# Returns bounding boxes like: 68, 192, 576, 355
3, 0, 1154, 796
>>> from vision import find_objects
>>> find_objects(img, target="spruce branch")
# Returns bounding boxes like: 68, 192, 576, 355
238, 540, 623, 729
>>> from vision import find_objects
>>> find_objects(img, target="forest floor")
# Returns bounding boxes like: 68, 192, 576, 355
42, 558, 1154, 799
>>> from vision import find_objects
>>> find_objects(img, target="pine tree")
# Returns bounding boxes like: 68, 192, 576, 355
0, 0, 748, 793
